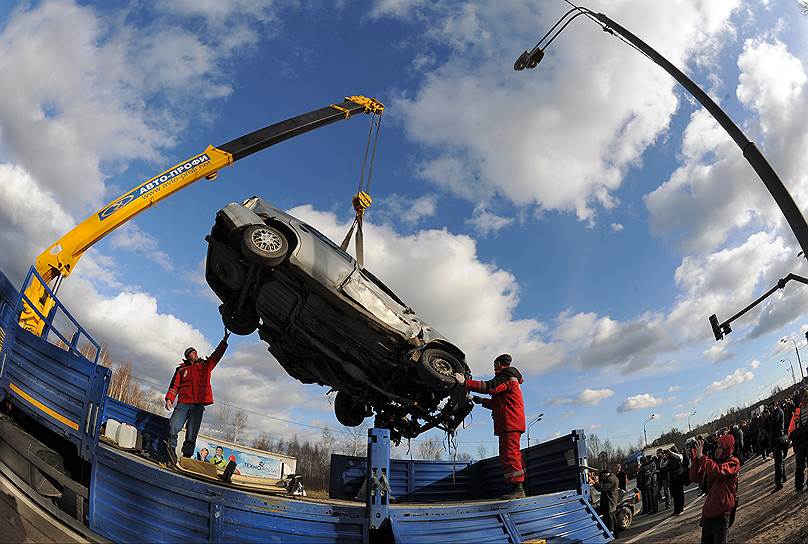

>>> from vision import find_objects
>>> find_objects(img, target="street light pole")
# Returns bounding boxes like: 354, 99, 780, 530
781, 337, 806, 381
781, 358, 798, 386
688, 411, 696, 434
526, 413, 544, 447
643, 413, 656, 448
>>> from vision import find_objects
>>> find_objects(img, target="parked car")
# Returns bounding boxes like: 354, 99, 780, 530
590, 485, 641, 531
204, 197, 474, 443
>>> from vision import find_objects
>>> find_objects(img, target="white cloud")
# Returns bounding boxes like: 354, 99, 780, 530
110, 223, 173, 271
465, 205, 514, 236
673, 412, 690, 421
610, 223, 624, 233
750, 359, 761, 369
379, 194, 437, 226
706, 367, 755, 392
668, 385, 681, 393
389, 1, 739, 223
617, 393, 666, 413
589, 424, 603, 430
548, 388, 614, 406
704, 344, 734, 364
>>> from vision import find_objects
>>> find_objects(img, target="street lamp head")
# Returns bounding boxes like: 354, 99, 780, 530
514, 48, 544, 71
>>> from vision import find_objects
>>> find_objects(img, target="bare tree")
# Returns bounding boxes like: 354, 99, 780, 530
211, 404, 233, 439
228, 409, 249, 444
801, 1, 808, 15
475, 444, 488, 461
416, 437, 444, 460
252, 433, 271, 451
341, 424, 369, 457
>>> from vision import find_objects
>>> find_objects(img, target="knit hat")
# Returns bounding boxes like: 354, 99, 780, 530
494, 353, 512, 365
184, 347, 197, 360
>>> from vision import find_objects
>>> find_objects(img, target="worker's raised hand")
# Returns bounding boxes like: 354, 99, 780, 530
165, 398, 173, 411
223, 327, 231, 342
453, 372, 465, 385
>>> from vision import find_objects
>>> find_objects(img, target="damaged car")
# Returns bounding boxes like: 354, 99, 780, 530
204, 197, 473, 442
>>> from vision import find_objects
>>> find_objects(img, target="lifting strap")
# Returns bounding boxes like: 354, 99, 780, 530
341, 110, 382, 268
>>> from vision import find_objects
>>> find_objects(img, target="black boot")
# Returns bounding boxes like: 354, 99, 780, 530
501, 483, 526, 500
163, 440, 178, 468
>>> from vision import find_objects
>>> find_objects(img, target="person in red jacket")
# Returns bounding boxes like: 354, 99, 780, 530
455, 353, 526, 499
689, 433, 740, 544
164, 329, 230, 464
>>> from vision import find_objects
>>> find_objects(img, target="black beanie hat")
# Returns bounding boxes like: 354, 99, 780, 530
494, 353, 512, 365
184, 347, 197, 360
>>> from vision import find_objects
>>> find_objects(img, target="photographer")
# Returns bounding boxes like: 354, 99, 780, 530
689, 434, 740, 544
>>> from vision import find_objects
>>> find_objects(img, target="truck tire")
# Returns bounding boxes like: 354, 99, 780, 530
417, 348, 461, 389
241, 224, 288, 267
334, 391, 365, 427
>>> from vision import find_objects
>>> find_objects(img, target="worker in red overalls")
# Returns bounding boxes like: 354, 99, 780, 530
164, 328, 230, 464
455, 353, 526, 499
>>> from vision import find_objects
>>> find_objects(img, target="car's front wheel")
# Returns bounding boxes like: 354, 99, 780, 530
417, 348, 462, 389
616, 506, 633, 530
241, 224, 289, 267
334, 391, 366, 427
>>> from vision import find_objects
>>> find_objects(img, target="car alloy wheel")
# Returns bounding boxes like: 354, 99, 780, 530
241, 224, 289, 267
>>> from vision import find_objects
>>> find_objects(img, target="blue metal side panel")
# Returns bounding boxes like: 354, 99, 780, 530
1, 327, 110, 458
91, 445, 367, 544
102, 397, 169, 461
330, 455, 474, 502
0, 269, 18, 308
390, 490, 611, 544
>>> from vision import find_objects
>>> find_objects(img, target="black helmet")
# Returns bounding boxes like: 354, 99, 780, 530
184, 347, 197, 359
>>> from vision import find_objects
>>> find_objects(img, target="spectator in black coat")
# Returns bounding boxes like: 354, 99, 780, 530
590, 468, 620, 539
613, 463, 628, 492
768, 402, 787, 490
665, 446, 686, 515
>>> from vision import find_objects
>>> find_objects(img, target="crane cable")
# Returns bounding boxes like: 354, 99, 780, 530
340, 110, 382, 268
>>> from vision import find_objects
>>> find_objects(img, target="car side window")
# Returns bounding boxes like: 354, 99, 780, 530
359, 268, 407, 307
297, 222, 355, 264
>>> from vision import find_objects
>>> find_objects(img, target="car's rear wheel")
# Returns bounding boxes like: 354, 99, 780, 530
219, 302, 259, 336
241, 224, 288, 267
417, 348, 462, 389
334, 391, 366, 427
616, 506, 633, 530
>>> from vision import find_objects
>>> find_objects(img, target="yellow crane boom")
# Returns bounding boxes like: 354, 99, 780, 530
20, 96, 384, 334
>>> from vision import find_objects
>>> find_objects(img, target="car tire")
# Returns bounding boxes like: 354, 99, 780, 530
417, 348, 462, 389
334, 391, 366, 427
617, 506, 633, 530
241, 224, 289, 267
219, 302, 259, 336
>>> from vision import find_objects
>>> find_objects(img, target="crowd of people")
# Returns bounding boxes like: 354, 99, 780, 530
589, 387, 808, 543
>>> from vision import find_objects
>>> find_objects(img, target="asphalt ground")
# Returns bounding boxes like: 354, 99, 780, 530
620, 449, 803, 543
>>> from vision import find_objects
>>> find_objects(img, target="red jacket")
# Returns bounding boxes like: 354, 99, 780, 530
466, 366, 525, 435
165, 340, 228, 406
689, 435, 740, 519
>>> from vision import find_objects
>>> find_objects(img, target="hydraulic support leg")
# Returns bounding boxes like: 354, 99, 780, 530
366, 428, 391, 530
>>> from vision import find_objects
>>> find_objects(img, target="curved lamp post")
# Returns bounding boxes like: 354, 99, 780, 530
514, 3, 808, 341
526, 413, 544, 447
780, 357, 798, 386
780, 337, 806, 381
687, 411, 696, 434
643, 413, 656, 448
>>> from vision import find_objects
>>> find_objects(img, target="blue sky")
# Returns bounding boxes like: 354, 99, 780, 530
2, 0, 808, 456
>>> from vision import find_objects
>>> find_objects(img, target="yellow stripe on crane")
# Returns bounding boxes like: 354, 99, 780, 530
8, 382, 79, 431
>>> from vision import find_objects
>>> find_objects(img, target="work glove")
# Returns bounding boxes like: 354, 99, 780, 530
165, 398, 173, 411
223, 327, 231, 342
472, 395, 484, 405
453, 372, 465, 385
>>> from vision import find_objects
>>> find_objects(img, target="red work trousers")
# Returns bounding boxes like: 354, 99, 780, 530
498, 431, 525, 484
